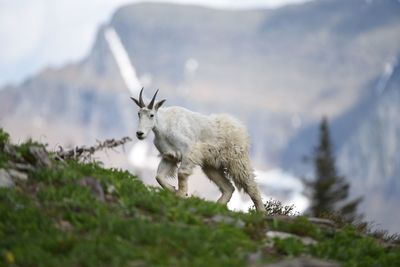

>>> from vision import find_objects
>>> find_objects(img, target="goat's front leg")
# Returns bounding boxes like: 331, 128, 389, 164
156, 158, 177, 192
176, 172, 189, 197
175, 157, 195, 198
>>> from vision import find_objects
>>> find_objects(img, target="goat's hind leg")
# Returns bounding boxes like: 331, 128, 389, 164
243, 178, 266, 212
202, 167, 235, 205
156, 159, 177, 192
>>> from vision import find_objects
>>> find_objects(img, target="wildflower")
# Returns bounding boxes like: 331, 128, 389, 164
4, 250, 15, 264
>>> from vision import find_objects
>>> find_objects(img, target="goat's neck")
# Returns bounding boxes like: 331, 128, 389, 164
152, 112, 167, 140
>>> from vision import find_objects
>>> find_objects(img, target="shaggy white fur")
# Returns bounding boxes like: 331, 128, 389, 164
131, 90, 266, 212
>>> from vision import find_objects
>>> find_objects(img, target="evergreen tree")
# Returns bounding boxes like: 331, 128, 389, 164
305, 118, 362, 222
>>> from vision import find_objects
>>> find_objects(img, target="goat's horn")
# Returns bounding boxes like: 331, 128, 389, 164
148, 89, 159, 109
139, 87, 145, 107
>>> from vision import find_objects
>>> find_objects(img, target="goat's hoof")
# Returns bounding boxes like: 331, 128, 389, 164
175, 191, 188, 198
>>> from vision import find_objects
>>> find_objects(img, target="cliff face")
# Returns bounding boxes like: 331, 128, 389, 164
337, 58, 400, 233
339, 58, 400, 190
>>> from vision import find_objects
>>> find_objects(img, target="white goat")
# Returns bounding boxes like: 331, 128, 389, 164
131, 88, 266, 212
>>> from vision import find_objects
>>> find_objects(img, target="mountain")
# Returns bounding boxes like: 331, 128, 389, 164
0, 0, 400, 231
282, 54, 400, 232
338, 57, 400, 192
337, 57, 400, 233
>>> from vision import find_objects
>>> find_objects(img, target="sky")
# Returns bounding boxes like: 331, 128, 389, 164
0, 0, 311, 87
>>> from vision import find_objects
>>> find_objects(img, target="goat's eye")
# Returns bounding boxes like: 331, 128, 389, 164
150, 114, 154, 118
138, 112, 140, 117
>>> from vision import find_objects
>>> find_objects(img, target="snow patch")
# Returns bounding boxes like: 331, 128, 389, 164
375, 58, 398, 95
104, 27, 142, 96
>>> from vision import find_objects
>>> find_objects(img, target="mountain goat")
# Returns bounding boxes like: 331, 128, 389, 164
131, 88, 266, 212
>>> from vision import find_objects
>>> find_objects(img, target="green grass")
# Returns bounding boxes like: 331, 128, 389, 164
0, 129, 399, 267
0, 155, 262, 266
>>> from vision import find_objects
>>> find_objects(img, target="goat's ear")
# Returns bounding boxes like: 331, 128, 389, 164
155, 99, 166, 110
130, 97, 142, 108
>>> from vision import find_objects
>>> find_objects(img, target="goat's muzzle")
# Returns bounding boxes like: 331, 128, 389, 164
136, 131, 145, 140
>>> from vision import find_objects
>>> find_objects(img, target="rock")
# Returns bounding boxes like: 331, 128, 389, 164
107, 184, 116, 194
267, 231, 295, 240
266, 216, 335, 227
76, 177, 105, 202
247, 249, 262, 264
206, 214, 235, 224
265, 216, 336, 235
262, 257, 340, 267
188, 207, 198, 213
307, 217, 337, 234
299, 236, 318, 246
56, 220, 74, 231
307, 217, 335, 228
204, 215, 245, 228
28, 146, 51, 168
10, 162, 35, 172
0, 169, 14, 188
3, 143, 17, 157
383, 240, 400, 251
235, 219, 246, 228
8, 169, 28, 181
266, 231, 317, 246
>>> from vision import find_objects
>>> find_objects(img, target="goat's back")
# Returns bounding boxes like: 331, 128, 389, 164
210, 114, 250, 149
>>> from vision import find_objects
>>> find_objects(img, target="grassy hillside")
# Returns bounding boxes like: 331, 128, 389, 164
0, 129, 399, 267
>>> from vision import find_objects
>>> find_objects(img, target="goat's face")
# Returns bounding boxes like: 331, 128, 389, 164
136, 108, 156, 140
131, 88, 166, 140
